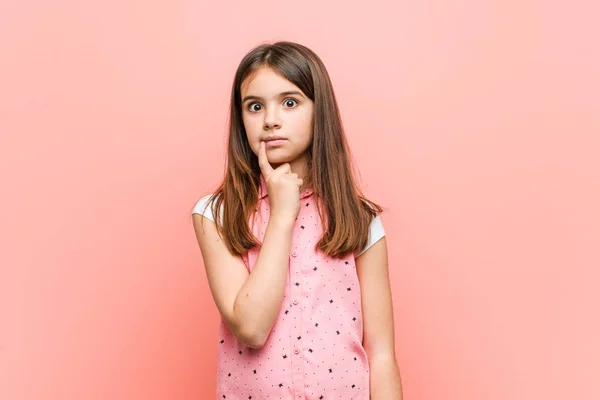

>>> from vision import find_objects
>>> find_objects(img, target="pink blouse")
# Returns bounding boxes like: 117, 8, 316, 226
193, 177, 385, 400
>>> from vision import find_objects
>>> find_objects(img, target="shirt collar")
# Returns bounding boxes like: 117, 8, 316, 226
258, 175, 314, 200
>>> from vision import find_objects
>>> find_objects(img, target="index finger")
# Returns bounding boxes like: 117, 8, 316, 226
258, 141, 274, 178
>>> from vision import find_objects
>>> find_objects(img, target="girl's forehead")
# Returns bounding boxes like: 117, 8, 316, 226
241, 67, 298, 94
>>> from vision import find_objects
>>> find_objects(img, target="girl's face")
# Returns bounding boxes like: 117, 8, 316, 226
240, 66, 314, 168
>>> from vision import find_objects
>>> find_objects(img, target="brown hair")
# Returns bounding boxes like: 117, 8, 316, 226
201, 41, 383, 258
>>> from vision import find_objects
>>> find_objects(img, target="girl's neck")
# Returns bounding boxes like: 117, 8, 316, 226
271, 154, 311, 192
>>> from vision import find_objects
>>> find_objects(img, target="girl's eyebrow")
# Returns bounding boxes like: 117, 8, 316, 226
242, 90, 304, 103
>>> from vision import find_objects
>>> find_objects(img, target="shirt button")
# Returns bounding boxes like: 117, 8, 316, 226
292, 299, 299, 305
291, 251, 297, 257
293, 347, 300, 354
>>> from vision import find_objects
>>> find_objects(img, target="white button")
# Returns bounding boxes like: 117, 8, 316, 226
291, 251, 297, 257
293, 347, 300, 354
292, 299, 299, 305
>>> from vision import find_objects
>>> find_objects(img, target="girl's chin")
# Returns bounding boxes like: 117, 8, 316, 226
270, 158, 294, 167
265, 151, 295, 164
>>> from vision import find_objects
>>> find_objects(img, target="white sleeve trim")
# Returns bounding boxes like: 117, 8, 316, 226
192, 194, 222, 225
356, 214, 385, 258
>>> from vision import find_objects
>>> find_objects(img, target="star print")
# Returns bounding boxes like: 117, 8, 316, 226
249, 396, 252, 399
347, 287, 351, 291
285, 310, 289, 314
220, 340, 224, 343
313, 266, 317, 271
253, 369, 256, 374
223, 396, 226, 399
279, 383, 283, 388
329, 299, 333, 303
306, 203, 310, 206
320, 397, 323, 400
295, 282, 300, 286
345, 261, 349, 265
239, 350, 242, 354
329, 368, 333, 373
297, 336, 301, 340
353, 317, 357, 321
301, 225, 305, 229
309, 348, 313, 353
336, 330, 340, 335
283, 355, 287, 359
228, 373, 231, 377
352, 384, 356, 388
315, 323, 319, 327
354, 357, 357, 361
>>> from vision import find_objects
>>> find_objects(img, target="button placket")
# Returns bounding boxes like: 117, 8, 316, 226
289, 238, 305, 397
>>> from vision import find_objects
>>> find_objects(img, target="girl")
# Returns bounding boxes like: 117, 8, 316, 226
192, 41, 402, 400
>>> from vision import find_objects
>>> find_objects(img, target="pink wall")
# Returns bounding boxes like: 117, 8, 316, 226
1, 1, 598, 399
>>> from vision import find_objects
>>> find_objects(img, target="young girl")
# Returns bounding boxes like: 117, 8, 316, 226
192, 41, 402, 400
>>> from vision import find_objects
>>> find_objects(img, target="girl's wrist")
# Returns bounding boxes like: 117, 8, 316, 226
268, 215, 296, 230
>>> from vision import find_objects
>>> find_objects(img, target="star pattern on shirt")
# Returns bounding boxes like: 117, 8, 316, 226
213, 190, 376, 399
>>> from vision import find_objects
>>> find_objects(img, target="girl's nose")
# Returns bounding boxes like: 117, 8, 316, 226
264, 120, 281, 129
264, 108, 281, 129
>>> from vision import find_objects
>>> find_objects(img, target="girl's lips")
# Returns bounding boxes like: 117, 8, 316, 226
265, 139, 287, 147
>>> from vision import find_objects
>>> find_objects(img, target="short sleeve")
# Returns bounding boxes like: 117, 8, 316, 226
192, 194, 223, 226
356, 214, 385, 258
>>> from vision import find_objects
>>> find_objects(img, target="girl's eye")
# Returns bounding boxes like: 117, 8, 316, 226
283, 98, 299, 108
249, 103, 262, 112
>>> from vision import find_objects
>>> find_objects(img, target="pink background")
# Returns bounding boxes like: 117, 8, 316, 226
1, 1, 598, 399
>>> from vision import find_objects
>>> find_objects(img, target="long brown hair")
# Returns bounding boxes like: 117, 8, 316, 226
201, 41, 383, 259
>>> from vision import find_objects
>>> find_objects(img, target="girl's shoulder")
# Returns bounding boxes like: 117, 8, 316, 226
192, 193, 223, 226
357, 212, 385, 257
354, 197, 386, 257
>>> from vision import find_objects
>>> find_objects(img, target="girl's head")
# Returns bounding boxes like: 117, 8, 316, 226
229, 41, 340, 180
210, 41, 382, 258
239, 59, 314, 173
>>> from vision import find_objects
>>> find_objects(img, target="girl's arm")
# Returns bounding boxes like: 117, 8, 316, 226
193, 214, 295, 349
356, 237, 404, 399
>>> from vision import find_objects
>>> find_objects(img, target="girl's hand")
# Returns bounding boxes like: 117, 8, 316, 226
258, 140, 303, 222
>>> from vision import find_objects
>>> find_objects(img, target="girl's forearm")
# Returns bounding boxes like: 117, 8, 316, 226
369, 355, 403, 399
233, 216, 295, 348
